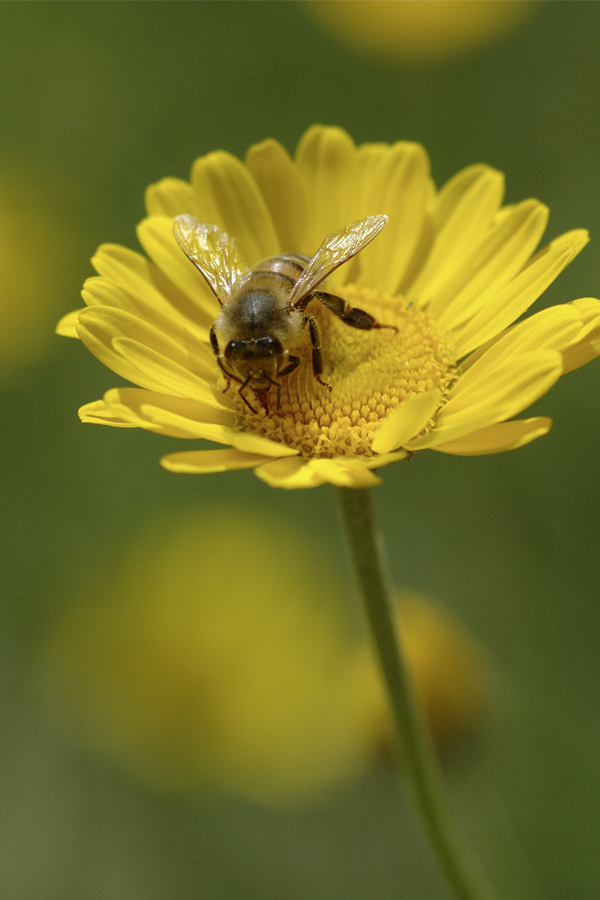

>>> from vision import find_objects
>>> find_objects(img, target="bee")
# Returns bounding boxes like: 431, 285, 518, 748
173, 212, 394, 414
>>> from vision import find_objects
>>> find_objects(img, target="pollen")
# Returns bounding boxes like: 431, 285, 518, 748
233, 285, 457, 458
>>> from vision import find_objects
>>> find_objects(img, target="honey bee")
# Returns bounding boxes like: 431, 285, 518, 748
173, 213, 393, 413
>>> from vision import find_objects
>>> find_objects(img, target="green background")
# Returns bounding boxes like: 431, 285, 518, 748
1, 2, 599, 898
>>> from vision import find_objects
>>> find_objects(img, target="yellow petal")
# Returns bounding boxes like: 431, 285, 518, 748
433, 416, 552, 456
310, 459, 382, 488
77, 304, 223, 404
191, 150, 280, 264
102, 388, 236, 440
82, 276, 212, 348
255, 457, 326, 489
145, 177, 197, 218
136, 217, 219, 319
526, 228, 589, 268
410, 350, 562, 449
354, 142, 433, 295
245, 139, 308, 255
255, 456, 381, 489
406, 164, 504, 303
353, 142, 390, 216
444, 350, 561, 420
295, 125, 358, 253
78, 398, 138, 428
455, 305, 581, 396
56, 309, 82, 338
361, 450, 409, 469
562, 335, 600, 374
161, 448, 272, 474
371, 389, 441, 454
452, 239, 581, 358
228, 430, 299, 458
561, 298, 600, 374
571, 296, 600, 321
91, 243, 214, 332
113, 337, 226, 406
76, 322, 167, 395
78, 306, 216, 384
430, 199, 549, 328
458, 290, 593, 374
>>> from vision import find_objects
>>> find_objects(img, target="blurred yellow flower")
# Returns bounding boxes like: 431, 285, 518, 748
58, 125, 600, 489
360, 590, 492, 751
306, 0, 537, 63
0, 169, 73, 378
41, 508, 375, 806
41, 510, 491, 804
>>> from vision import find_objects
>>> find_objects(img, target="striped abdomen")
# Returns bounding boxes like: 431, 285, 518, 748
248, 253, 310, 292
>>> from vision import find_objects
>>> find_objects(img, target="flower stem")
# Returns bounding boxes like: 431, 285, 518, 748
336, 486, 499, 900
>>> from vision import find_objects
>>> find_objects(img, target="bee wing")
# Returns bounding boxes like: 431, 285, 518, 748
288, 215, 388, 307
173, 215, 247, 304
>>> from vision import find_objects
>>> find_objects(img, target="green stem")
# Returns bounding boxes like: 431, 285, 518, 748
336, 486, 499, 900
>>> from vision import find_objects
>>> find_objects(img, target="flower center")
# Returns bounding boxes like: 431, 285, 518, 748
232, 285, 457, 458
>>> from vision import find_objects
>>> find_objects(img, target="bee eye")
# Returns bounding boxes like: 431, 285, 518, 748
225, 337, 283, 362
226, 341, 246, 358
255, 337, 283, 355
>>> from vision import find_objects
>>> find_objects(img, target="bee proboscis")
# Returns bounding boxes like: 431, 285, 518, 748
173, 213, 394, 413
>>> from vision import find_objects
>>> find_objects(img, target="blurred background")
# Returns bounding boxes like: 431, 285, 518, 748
1, 2, 599, 899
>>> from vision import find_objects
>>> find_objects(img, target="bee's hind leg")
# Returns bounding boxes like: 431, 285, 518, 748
314, 291, 398, 333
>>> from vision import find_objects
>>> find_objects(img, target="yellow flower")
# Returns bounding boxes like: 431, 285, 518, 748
305, 0, 537, 63
40, 508, 375, 807
58, 126, 600, 490
40, 509, 490, 805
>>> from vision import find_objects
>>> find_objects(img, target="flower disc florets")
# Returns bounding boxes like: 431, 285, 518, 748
58, 125, 600, 489
241, 286, 456, 459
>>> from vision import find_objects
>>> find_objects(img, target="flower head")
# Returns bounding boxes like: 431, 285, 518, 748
306, 0, 536, 64
41, 509, 491, 804
59, 126, 600, 489
40, 508, 376, 806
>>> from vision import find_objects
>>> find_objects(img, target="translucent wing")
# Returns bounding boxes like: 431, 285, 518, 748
173, 215, 247, 304
289, 215, 388, 306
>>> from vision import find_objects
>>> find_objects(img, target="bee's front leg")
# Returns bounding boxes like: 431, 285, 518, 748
212, 328, 243, 394
215, 355, 241, 393
238, 373, 258, 414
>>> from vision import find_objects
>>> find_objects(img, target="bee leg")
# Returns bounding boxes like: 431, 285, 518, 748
215, 355, 242, 394
303, 315, 332, 392
314, 291, 398, 333
256, 389, 271, 413
278, 355, 300, 378
238, 375, 259, 415
209, 326, 220, 356
236, 373, 259, 414
275, 356, 301, 407
213, 329, 244, 391
261, 370, 288, 412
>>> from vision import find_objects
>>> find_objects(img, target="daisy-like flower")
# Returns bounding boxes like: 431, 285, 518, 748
306, 0, 536, 64
58, 126, 600, 489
